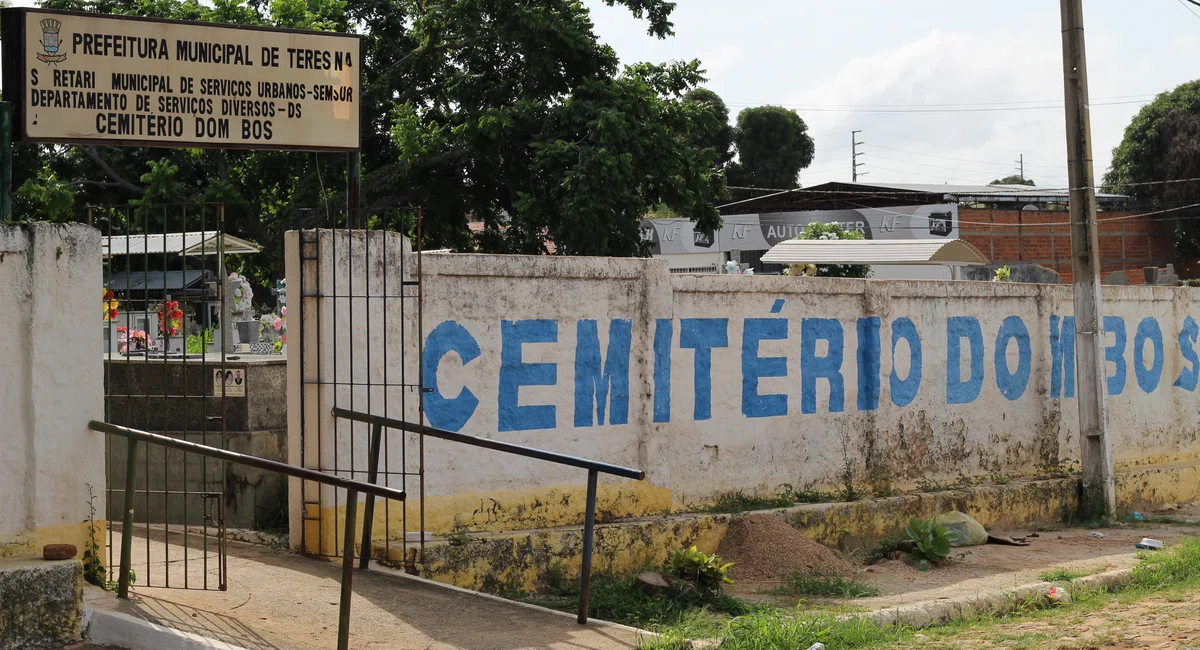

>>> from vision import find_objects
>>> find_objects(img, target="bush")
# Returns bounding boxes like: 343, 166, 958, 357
785, 222, 872, 278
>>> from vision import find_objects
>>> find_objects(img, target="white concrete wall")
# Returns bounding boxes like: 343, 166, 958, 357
288, 230, 1200, 540
0, 224, 105, 557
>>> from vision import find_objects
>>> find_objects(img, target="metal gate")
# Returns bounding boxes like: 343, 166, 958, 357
99, 203, 231, 590
294, 208, 426, 569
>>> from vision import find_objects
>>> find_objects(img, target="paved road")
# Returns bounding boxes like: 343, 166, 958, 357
109, 531, 642, 650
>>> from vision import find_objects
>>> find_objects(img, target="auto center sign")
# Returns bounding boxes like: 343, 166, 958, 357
1, 8, 360, 150
641, 204, 959, 255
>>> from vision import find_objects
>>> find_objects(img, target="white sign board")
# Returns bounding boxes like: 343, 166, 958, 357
2, 9, 360, 150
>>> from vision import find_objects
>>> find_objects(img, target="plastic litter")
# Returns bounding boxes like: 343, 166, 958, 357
1136, 538, 1165, 550
806, 645, 826, 650
1047, 586, 1071, 604
1129, 511, 1146, 522
1088, 532, 1105, 538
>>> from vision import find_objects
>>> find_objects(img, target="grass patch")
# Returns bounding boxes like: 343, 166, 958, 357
768, 569, 880, 599
1038, 567, 1102, 583
640, 535, 1200, 648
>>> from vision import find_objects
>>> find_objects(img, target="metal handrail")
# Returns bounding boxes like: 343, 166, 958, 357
87, 420, 406, 650
330, 407, 646, 625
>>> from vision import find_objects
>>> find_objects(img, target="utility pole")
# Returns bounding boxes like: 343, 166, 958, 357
1016, 154, 1025, 182
1060, 0, 1115, 519
852, 130, 866, 182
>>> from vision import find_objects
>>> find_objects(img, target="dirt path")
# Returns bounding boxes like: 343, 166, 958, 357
893, 588, 1200, 649
104, 531, 642, 650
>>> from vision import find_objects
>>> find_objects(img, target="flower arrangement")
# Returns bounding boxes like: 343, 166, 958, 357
723, 261, 755, 276
102, 289, 119, 321
229, 272, 253, 313
117, 326, 148, 353
157, 300, 183, 337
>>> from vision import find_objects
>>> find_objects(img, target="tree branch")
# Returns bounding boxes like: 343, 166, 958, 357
78, 145, 146, 196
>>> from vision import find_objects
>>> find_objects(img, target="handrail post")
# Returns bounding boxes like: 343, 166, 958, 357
337, 489, 359, 650
359, 423, 383, 570
118, 437, 139, 599
576, 469, 598, 625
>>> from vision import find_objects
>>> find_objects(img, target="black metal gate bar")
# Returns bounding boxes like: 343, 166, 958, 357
99, 201, 229, 591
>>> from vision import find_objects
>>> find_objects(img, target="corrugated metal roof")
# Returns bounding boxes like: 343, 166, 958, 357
107, 270, 209, 292
761, 239, 988, 266
103, 232, 261, 257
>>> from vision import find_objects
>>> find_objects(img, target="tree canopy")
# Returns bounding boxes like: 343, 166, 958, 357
1104, 80, 1200, 253
10, 0, 728, 279
726, 105, 814, 191
990, 176, 1035, 186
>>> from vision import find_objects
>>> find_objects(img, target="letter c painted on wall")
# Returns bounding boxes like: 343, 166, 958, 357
422, 321, 481, 432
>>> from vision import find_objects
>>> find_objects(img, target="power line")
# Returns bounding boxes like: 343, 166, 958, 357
1176, 0, 1200, 19
723, 99, 1149, 114
722, 93, 1159, 110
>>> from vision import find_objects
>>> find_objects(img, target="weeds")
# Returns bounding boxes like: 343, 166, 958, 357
82, 484, 107, 589
863, 533, 909, 565
444, 526, 472, 546
695, 488, 795, 514
768, 569, 880, 599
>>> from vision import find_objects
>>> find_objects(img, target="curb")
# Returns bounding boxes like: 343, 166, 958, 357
85, 604, 251, 650
861, 568, 1134, 629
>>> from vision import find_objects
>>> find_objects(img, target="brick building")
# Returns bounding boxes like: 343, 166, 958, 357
715, 181, 1175, 283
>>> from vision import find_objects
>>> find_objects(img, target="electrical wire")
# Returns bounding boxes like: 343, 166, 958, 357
1177, 0, 1200, 19
722, 99, 1149, 114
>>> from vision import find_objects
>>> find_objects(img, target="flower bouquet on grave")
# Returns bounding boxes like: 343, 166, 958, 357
157, 300, 185, 353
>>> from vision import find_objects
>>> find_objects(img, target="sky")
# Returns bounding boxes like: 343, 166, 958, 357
583, 0, 1200, 190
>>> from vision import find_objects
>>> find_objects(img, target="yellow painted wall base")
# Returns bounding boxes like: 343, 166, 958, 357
0, 521, 103, 562
391, 462, 1200, 594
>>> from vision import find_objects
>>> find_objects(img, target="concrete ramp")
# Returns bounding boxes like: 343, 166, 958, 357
106, 532, 642, 650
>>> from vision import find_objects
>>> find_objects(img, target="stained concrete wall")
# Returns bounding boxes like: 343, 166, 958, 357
0, 224, 104, 558
287, 230, 1200, 553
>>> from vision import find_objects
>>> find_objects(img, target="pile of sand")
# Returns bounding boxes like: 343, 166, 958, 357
716, 514, 853, 582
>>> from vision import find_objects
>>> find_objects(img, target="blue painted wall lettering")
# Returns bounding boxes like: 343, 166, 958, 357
1175, 316, 1200, 391
1050, 315, 1076, 399
680, 319, 729, 421
653, 319, 673, 422
498, 319, 558, 432
801, 318, 845, 414
1134, 317, 1164, 394
889, 317, 922, 407
573, 319, 632, 427
742, 318, 789, 418
994, 315, 1031, 401
946, 316, 984, 404
857, 317, 881, 411
1104, 315, 1127, 396
422, 321, 481, 432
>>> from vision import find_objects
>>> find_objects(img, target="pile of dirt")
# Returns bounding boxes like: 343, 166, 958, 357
716, 514, 853, 581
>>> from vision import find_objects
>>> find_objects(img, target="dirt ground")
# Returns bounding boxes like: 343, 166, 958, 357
730, 520, 1198, 612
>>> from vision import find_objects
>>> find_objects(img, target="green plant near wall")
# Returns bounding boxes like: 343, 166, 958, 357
904, 517, 960, 568
186, 327, 214, 354
668, 546, 734, 596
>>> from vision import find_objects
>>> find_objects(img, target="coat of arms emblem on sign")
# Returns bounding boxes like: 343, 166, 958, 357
37, 18, 67, 64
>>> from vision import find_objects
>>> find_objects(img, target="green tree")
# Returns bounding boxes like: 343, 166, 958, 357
15, 169, 76, 222
683, 88, 734, 166
14, 0, 723, 275
727, 105, 814, 190
990, 176, 1035, 186
1104, 80, 1200, 254
783, 221, 871, 279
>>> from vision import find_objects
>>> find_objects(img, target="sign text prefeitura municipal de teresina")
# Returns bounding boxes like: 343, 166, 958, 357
1, 9, 361, 151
